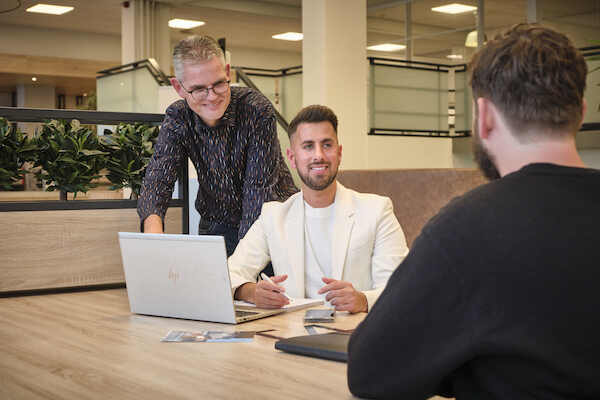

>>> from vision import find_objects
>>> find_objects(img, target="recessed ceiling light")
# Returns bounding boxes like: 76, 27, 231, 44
447, 54, 463, 59
367, 43, 406, 52
432, 3, 477, 14
26, 4, 74, 15
31, 77, 37, 82
272, 32, 303, 41
168, 19, 205, 29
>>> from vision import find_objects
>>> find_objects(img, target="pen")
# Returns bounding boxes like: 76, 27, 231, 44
260, 273, 293, 301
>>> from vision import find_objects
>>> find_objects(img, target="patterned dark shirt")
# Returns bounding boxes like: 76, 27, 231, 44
138, 86, 298, 239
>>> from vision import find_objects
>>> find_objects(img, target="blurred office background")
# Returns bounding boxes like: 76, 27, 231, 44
1, 0, 598, 171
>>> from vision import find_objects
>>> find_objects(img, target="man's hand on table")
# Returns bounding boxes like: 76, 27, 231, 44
319, 277, 368, 313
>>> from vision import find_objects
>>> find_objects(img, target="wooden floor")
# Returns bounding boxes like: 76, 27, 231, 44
0, 289, 450, 400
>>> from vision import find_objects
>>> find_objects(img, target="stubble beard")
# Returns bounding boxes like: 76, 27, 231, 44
298, 163, 338, 191
472, 117, 501, 181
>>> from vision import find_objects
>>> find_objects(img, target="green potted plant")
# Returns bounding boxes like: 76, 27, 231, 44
32, 119, 107, 200
100, 123, 159, 199
0, 117, 36, 190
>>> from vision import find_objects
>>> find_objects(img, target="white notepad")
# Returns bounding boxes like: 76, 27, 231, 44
234, 298, 323, 313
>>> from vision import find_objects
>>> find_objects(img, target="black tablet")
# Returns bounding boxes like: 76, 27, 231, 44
274, 333, 350, 362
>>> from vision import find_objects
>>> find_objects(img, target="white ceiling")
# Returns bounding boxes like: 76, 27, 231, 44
1, 0, 598, 57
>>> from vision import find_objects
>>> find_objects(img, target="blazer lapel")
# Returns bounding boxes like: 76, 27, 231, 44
331, 183, 355, 281
284, 193, 305, 297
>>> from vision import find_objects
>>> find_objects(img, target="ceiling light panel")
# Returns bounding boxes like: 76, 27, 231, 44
26, 4, 74, 15
367, 43, 406, 52
272, 32, 303, 41
168, 19, 205, 29
431, 3, 477, 14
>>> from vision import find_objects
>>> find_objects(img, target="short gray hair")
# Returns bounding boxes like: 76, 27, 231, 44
172, 35, 226, 80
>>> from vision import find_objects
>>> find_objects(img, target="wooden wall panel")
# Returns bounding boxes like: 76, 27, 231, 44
0, 207, 183, 293
0, 190, 125, 202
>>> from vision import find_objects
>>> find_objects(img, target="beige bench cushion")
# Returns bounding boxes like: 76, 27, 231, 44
338, 169, 487, 247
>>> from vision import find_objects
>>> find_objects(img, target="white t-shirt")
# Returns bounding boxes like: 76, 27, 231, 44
303, 200, 335, 299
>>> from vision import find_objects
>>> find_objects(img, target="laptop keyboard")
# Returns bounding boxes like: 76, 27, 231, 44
236, 310, 259, 317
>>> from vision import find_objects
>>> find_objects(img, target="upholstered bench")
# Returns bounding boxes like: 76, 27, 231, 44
338, 169, 487, 247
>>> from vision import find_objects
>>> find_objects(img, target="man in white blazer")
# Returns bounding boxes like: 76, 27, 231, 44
229, 105, 408, 313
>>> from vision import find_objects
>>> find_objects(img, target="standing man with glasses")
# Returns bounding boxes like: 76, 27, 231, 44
138, 35, 297, 257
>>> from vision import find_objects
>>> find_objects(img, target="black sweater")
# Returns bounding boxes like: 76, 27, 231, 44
348, 163, 600, 400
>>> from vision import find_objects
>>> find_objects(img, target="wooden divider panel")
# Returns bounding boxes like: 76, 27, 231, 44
0, 208, 182, 292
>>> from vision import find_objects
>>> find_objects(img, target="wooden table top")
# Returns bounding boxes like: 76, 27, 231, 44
0, 289, 364, 400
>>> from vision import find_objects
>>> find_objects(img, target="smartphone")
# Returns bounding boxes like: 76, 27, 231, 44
303, 308, 335, 323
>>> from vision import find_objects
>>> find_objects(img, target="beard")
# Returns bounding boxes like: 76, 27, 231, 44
472, 115, 501, 181
297, 162, 338, 191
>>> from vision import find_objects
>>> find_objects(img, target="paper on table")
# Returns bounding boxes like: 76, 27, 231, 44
234, 298, 323, 312
161, 330, 254, 343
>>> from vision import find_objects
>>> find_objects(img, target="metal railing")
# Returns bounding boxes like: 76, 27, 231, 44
233, 67, 291, 134
97, 58, 170, 86
93, 50, 600, 139
368, 57, 467, 73
234, 65, 302, 78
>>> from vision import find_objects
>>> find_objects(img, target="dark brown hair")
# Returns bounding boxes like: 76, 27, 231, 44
288, 105, 338, 139
469, 24, 587, 137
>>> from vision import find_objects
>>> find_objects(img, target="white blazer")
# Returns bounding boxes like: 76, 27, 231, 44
228, 182, 409, 310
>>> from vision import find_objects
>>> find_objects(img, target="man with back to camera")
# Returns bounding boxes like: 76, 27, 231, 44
137, 35, 297, 256
347, 24, 600, 399
228, 105, 409, 312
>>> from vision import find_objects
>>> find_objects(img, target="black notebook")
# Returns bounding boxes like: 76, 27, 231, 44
274, 333, 350, 362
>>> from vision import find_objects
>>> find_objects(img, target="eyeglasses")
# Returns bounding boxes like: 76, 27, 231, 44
178, 79, 230, 101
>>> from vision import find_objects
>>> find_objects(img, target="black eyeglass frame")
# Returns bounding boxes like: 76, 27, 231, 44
178, 79, 231, 101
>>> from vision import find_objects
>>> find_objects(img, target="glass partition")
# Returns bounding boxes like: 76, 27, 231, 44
97, 67, 161, 113
454, 68, 472, 133
368, 59, 468, 136
235, 69, 302, 186
583, 58, 600, 126
236, 72, 303, 122
237, 61, 471, 138
243, 75, 278, 106
371, 63, 447, 132
281, 73, 303, 123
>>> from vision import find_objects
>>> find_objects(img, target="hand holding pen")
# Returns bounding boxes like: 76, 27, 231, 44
253, 273, 291, 308
261, 273, 293, 301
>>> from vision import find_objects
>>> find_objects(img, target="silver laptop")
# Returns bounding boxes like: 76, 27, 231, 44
118, 232, 284, 324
